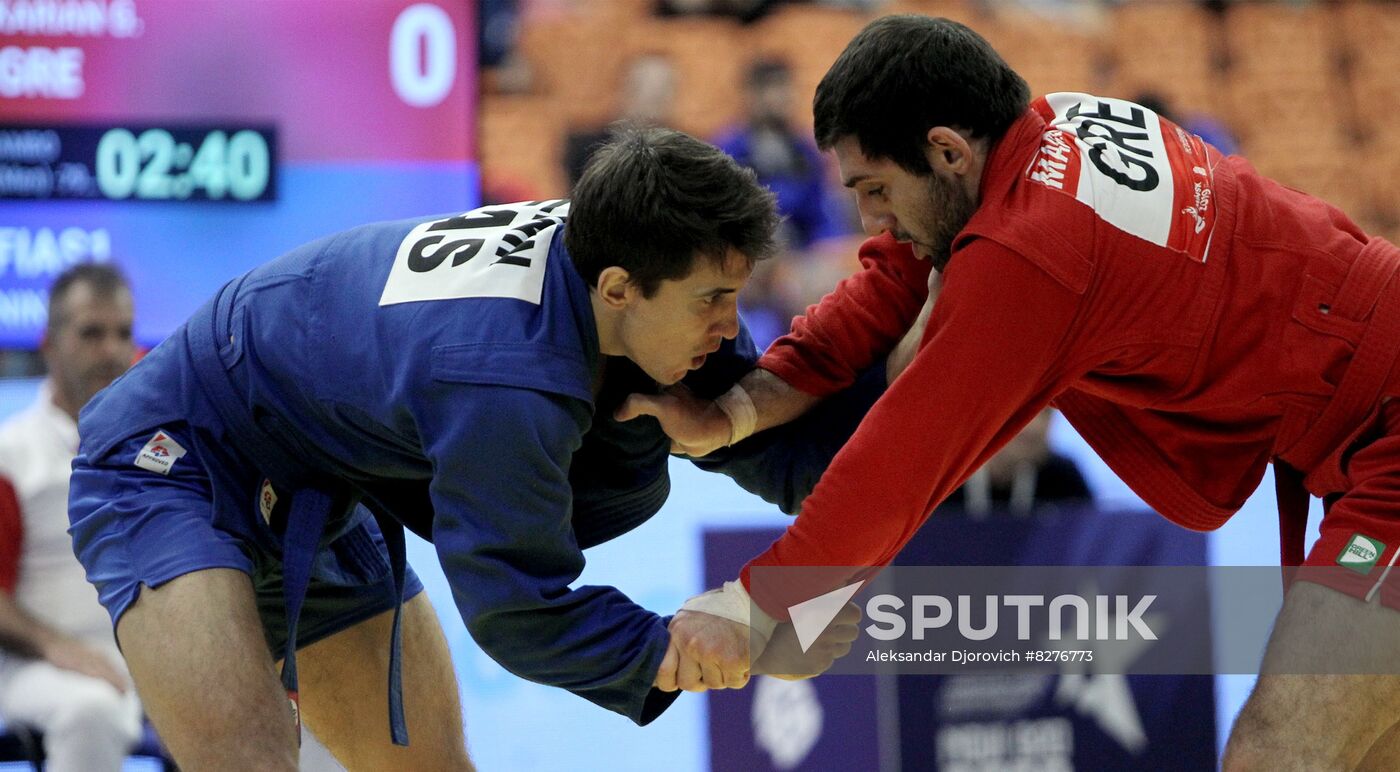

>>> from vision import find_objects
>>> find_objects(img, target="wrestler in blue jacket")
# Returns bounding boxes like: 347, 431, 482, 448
69, 194, 885, 739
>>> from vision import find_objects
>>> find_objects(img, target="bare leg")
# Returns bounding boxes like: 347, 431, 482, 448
295, 593, 473, 771
1223, 582, 1400, 771
116, 568, 298, 771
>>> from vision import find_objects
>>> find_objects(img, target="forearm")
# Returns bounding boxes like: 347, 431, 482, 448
0, 592, 59, 658
739, 244, 1084, 615
740, 367, 822, 433
758, 234, 930, 396
695, 363, 887, 514
636, 366, 829, 458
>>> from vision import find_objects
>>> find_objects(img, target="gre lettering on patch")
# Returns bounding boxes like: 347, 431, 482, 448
1337, 533, 1386, 575
133, 430, 186, 475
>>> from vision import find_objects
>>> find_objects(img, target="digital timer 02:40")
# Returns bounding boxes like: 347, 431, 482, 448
95, 127, 272, 201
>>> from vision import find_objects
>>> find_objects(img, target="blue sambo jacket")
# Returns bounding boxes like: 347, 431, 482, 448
78, 202, 884, 726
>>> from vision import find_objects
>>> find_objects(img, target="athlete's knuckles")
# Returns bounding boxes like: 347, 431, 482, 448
830, 625, 859, 641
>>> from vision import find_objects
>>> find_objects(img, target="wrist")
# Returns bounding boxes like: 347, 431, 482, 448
714, 384, 757, 446
680, 580, 779, 641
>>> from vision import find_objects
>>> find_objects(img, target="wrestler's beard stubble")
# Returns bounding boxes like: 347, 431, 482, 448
909, 170, 977, 272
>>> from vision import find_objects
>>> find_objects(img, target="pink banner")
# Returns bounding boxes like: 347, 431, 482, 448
1, 0, 476, 161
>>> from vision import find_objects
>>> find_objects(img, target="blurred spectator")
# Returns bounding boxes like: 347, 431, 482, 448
715, 58, 856, 350
480, 0, 521, 68
948, 408, 1093, 517
480, 0, 533, 94
562, 53, 677, 188
714, 58, 843, 250
1135, 90, 1240, 157
0, 265, 345, 770
0, 264, 142, 772
740, 233, 867, 350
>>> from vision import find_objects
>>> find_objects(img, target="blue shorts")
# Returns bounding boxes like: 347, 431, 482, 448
69, 422, 424, 657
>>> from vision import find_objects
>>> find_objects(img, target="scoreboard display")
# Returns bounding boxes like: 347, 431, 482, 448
0, 0, 478, 347
6, 124, 277, 202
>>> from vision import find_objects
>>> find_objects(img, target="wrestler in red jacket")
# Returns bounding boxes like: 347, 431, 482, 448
626, 15, 1400, 771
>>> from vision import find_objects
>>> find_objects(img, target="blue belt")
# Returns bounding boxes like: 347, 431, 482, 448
184, 278, 411, 746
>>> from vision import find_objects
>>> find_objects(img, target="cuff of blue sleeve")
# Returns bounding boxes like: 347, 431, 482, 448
637, 687, 683, 725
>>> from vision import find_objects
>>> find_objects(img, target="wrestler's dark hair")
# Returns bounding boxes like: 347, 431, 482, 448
813, 15, 1030, 174
47, 263, 130, 336
566, 125, 778, 297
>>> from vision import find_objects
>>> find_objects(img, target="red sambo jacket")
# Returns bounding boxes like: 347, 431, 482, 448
744, 93, 1400, 610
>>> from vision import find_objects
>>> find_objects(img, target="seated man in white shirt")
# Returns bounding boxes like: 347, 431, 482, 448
0, 263, 143, 772
0, 264, 348, 772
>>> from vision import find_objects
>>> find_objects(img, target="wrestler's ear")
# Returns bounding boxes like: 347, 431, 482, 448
595, 265, 635, 309
925, 126, 974, 174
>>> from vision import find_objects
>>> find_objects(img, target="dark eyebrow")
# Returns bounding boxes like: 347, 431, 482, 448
693, 286, 740, 298
843, 173, 872, 189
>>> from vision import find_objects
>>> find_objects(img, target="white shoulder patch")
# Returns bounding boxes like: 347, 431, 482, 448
1028, 93, 1218, 262
379, 200, 569, 306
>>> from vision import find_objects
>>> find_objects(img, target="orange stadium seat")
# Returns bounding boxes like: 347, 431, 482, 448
515, 12, 628, 126
1223, 2, 1338, 82
1340, 4, 1400, 143
1103, 2, 1224, 116
1339, 2, 1400, 70
1350, 69, 1400, 145
1245, 147, 1366, 219
981, 8, 1106, 97
1360, 142, 1400, 239
591, 0, 653, 24
480, 94, 567, 199
880, 0, 984, 25
1224, 77, 1348, 151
